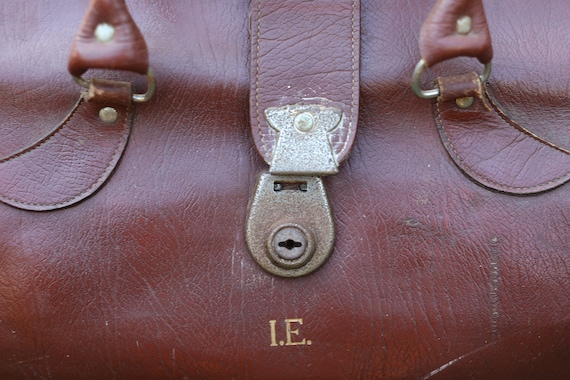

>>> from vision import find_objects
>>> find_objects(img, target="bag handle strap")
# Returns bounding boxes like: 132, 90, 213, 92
419, 0, 493, 68
68, 0, 155, 103
413, 0, 493, 99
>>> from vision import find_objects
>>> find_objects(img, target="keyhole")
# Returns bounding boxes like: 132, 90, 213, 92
278, 239, 302, 251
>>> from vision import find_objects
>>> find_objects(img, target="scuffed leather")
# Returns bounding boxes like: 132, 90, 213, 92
437, 84, 570, 194
250, 0, 360, 165
419, 0, 493, 67
0, 0, 569, 379
0, 96, 132, 211
68, 0, 149, 77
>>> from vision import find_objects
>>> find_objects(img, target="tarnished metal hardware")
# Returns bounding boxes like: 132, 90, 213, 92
99, 107, 118, 124
456, 16, 472, 35
265, 104, 343, 176
456, 97, 474, 109
411, 59, 492, 99
73, 67, 157, 103
94, 23, 115, 43
246, 174, 335, 277
267, 223, 315, 269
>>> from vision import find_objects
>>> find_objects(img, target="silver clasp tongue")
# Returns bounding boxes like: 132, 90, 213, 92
246, 104, 340, 277
265, 104, 342, 176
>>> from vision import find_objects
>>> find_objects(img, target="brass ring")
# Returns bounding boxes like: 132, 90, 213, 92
411, 59, 492, 99
72, 67, 156, 103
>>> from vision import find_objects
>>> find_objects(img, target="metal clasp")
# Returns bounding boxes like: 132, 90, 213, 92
246, 103, 340, 277
246, 174, 335, 278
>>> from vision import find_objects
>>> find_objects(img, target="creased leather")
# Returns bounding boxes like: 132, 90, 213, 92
0, 96, 132, 211
437, 84, 570, 194
419, 0, 493, 67
68, 0, 149, 77
0, 0, 569, 379
250, 0, 360, 165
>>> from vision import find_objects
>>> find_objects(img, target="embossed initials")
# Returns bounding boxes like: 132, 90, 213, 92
269, 318, 312, 347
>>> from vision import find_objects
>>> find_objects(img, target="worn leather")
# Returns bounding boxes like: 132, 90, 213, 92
0, 95, 132, 211
68, 0, 149, 77
437, 81, 570, 194
419, 0, 493, 67
250, 0, 360, 167
1, 0, 569, 379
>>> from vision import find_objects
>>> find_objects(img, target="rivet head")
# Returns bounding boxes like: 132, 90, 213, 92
456, 15, 472, 35
294, 112, 315, 132
267, 223, 315, 269
99, 107, 118, 124
456, 97, 474, 109
94, 23, 115, 43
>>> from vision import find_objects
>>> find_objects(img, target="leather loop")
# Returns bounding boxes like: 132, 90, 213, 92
419, 0, 493, 67
250, 0, 360, 168
68, 0, 149, 77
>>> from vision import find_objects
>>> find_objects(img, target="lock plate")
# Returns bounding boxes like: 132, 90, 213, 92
245, 173, 335, 277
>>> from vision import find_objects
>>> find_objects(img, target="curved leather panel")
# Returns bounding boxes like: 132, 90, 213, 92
0, 96, 132, 211
436, 87, 570, 194
68, 0, 149, 77
419, 0, 493, 67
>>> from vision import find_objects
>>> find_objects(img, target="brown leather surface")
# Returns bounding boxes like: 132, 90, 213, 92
68, 0, 149, 77
437, 71, 482, 102
1, 0, 569, 378
250, 0, 360, 166
419, 0, 493, 67
437, 84, 570, 194
0, 96, 132, 211
88, 78, 133, 106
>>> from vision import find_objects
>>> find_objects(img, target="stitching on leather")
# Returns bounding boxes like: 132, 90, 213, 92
337, 0, 357, 160
484, 87, 570, 155
0, 103, 132, 209
254, 0, 269, 158
436, 95, 570, 192
0, 97, 83, 164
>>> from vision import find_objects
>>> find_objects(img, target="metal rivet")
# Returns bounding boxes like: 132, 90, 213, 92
294, 112, 315, 132
95, 23, 115, 43
456, 97, 474, 109
456, 15, 472, 35
99, 107, 118, 124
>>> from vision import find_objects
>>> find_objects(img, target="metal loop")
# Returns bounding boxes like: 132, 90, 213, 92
72, 67, 156, 103
411, 59, 492, 99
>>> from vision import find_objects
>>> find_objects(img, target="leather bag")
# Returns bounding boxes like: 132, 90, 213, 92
1, 0, 569, 378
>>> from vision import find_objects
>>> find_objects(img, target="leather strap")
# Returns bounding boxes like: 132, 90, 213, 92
68, 0, 149, 77
250, 0, 360, 169
419, 0, 493, 67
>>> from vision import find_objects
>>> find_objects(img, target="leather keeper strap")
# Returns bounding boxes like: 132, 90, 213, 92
250, 0, 360, 173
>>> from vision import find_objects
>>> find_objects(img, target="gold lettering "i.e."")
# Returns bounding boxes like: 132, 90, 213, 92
269, 318, 312, 347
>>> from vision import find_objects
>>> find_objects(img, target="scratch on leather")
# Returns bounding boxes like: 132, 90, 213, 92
489, 236, 500, 339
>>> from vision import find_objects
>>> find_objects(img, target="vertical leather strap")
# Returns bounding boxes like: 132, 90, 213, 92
250, 0, 360, 169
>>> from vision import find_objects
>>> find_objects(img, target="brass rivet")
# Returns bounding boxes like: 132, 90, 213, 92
456, 15, 472, 35
294, 112, 315, 132
99, 107, 118, 124
456, 97, 474, 109
94, 23, 115, 43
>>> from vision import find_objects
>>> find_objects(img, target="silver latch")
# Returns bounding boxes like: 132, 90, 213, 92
265, 104, 342, 176
246, 103, 340, 277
